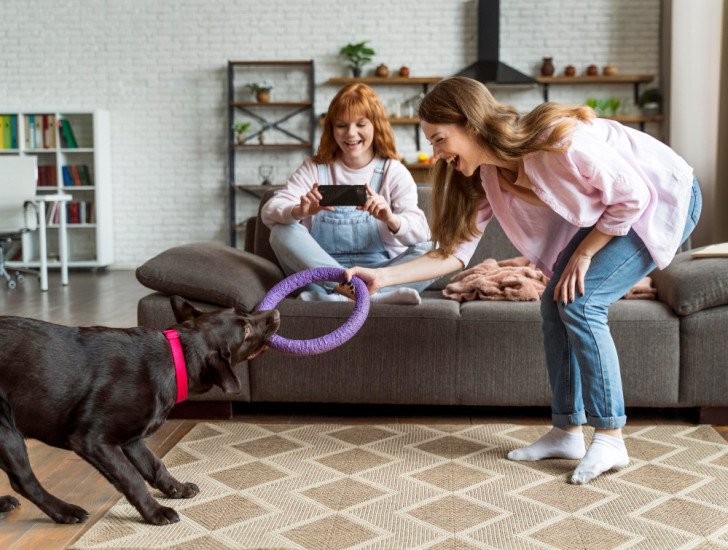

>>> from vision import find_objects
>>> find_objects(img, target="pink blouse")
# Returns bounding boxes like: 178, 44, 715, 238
453, 119, 694, 276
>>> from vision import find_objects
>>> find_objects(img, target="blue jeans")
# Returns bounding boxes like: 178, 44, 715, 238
269, 222, 434, 294
540, 177, 702, 429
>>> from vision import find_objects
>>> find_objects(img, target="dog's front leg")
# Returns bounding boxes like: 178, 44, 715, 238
71, 441, 180, 525
123, 439, 199, 499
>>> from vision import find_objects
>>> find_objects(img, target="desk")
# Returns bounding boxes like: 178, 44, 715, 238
34, 193, 72, 291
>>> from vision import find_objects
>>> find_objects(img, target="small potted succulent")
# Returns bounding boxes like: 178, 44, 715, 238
339, 41, 375, 77
231, 121, 251, 144
245, 80, 274, 103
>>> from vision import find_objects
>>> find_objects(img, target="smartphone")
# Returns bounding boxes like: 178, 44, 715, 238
317, 185, 367, 207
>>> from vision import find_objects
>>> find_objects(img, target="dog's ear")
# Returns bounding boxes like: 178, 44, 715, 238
207, 342, 243, 394
170, 295, 204, 323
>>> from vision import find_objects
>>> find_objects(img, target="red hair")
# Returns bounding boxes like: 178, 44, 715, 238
313, 83, 399, 163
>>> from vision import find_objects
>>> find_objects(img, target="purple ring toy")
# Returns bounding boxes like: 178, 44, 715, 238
256, 267, 370, 356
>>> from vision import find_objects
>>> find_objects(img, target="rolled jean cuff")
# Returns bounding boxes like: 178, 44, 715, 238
552, 411, 587, 427
587, 415, 627, 430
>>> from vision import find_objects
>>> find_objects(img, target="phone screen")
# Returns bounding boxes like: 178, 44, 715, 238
318, 185, 367, 207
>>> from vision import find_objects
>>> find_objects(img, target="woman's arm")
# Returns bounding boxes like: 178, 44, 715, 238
343, 251, 463, 296
554, 227, 613, 304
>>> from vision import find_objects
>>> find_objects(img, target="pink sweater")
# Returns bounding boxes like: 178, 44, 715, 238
454, 119, 694, 276
261, 156, 430, 258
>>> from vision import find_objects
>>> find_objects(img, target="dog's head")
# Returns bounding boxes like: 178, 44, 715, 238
170, 296, 280, 394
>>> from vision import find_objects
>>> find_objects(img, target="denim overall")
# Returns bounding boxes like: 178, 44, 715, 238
310, 159, 390, 269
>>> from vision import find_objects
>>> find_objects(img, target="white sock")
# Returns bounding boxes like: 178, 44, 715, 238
370, 288, 421, 305
507, 427, 586, 462
297, 290, 348, 302
570, 433, 630, 485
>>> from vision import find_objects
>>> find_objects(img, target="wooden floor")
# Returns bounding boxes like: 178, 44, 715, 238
0, 269, 726, 549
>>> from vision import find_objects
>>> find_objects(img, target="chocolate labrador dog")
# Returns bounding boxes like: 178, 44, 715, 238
0, 296, 279, 525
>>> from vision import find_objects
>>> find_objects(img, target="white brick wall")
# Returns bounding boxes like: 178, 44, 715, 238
0, 0, 661, 267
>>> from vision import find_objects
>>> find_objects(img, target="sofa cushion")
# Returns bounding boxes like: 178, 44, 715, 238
651, 249, 728, 316
136, 242, 284, 311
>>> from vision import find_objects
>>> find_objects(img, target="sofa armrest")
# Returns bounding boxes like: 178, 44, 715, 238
651, 249, 728, 316
136, 242, 284, 311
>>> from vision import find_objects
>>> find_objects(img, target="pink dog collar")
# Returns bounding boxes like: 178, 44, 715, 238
163, 330, 187, 403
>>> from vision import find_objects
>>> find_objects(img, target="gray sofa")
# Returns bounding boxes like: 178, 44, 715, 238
136, 187, 728, 421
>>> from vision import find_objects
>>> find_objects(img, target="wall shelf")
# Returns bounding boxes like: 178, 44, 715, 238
536, 74, 655, 104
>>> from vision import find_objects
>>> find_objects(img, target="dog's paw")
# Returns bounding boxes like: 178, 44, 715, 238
51, 503, 90, 524
160, 481, 200, 499
180, 482, 200, 498
145, 505, 180, 525
0, 496, 21, 513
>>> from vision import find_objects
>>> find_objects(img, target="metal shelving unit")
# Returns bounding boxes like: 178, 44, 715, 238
227, 60, 315, 247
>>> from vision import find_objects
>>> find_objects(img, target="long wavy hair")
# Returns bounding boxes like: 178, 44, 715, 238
418, 76, 595, 256
313, 83, 399, 163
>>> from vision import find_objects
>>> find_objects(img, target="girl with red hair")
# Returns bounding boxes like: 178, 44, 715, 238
261, 84, 432, 304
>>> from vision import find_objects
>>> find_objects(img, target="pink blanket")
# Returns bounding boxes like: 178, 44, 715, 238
443, 256, 655, 302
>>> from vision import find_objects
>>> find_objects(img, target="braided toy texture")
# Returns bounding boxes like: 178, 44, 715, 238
256, 267, 370, 355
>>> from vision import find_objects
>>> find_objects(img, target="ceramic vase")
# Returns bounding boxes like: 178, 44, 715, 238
540, 57, 555, 77
256, 91, 270, 104
603, 63, 618, 77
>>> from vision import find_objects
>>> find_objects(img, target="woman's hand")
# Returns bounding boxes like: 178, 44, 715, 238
343, 266, 384, 296
291, 183, 334, 220
553, 228, 614, 304
554, 251, 592, 305
360, 182, 401, 233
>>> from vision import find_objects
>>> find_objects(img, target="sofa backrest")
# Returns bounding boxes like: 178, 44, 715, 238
251, 186, 520, 273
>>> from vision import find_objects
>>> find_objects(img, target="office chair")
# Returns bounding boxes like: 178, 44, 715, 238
0, 157, 40, 289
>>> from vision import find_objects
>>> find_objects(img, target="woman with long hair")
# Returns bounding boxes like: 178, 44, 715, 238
345, 76, 701, 484
261, 83, 432, 304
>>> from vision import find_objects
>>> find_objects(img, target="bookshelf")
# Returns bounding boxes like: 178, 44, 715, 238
0, 110, 113, 269
228, 60, 316, 247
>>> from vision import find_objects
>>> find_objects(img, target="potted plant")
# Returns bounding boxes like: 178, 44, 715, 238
231, 121, 251, 144
339, 41, 375, 77
245, 80, 274, 103
639, 88, 662, 115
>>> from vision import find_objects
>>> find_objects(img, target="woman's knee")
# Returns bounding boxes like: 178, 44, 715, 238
269, 223, 301, 249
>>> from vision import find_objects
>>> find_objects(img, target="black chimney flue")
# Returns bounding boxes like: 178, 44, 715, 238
456, 0, 537, 85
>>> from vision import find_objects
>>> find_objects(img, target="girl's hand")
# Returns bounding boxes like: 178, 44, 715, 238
343, 265, 383, 295
554, 251, 592, 305
360, 182, 401, 233
291, 183, 334, 219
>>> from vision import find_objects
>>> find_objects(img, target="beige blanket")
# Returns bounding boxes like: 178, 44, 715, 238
443, 256, 655, 302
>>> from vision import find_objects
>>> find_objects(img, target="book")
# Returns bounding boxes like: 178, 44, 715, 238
2, 116, 10, 149
45, 114, 56, 149
0, 116, 4, 149
691, 243, 728, 258
23, 115, 31, 149
10, 115, 17, 149
70, 165, 82, 186
61, 166, 73, 187
34, 116, 43, 149
77, 165, 93, 186
59, 119, 78, 148
28, 115, 35, 149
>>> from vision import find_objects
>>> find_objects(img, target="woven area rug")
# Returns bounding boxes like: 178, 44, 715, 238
72, 423, 728, 550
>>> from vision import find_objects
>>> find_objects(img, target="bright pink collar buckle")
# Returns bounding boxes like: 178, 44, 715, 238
163, 329, 188, 403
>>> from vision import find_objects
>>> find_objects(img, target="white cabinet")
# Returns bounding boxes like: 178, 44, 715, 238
0, 110, 113, 268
